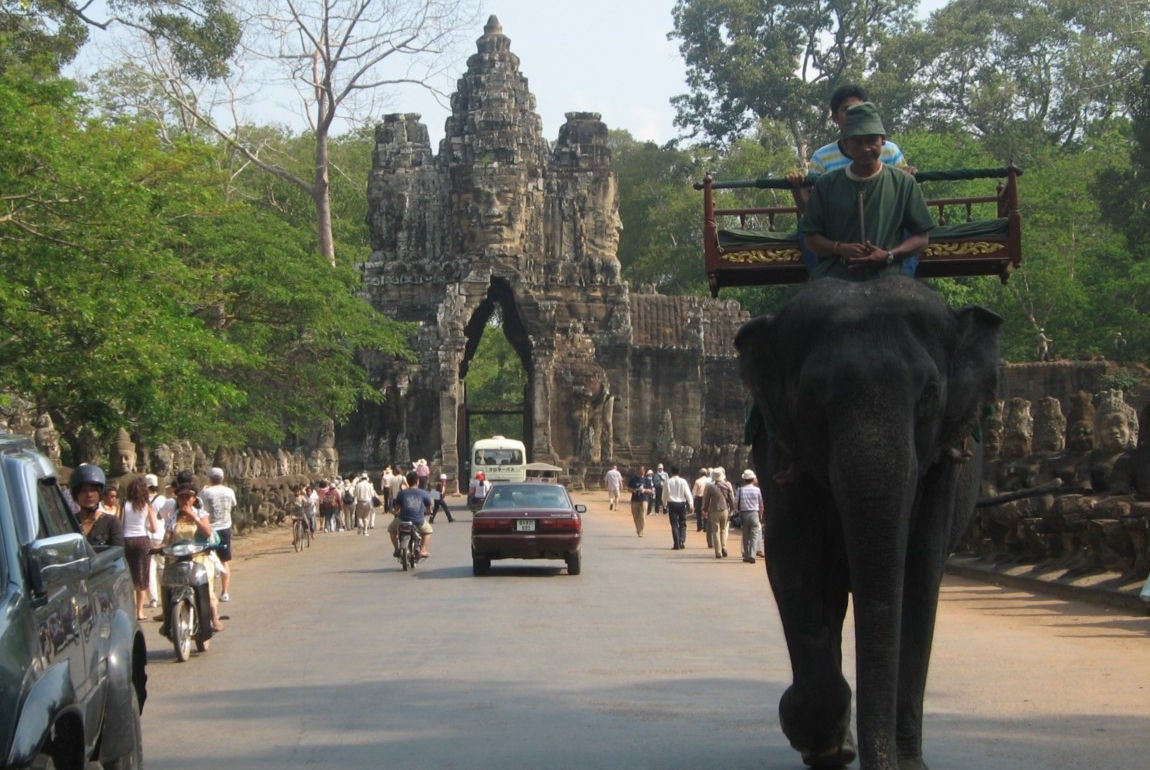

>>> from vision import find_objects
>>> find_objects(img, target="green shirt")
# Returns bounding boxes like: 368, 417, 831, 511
799, 165, 934, 281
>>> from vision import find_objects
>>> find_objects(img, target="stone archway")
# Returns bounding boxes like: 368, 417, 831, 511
457, 276, 534, 464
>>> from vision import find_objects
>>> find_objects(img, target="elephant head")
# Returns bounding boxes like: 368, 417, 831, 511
735, 276, 1001, 770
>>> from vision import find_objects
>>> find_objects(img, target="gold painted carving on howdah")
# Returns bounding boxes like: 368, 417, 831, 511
925, 241, 1003, 258
720, 248, 803, 264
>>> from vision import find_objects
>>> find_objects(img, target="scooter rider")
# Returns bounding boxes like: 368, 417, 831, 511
389, 470, 433, 559
71, 464, 124, 549
165, 483, 224, 633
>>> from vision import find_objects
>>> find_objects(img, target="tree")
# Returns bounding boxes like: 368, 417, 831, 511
0, 68, 409, 461
610, 131, 712, 295
0, 0, 240, 78
876, 0, 1149, 152
82, 0, 478, 266
668, 0, 914, 154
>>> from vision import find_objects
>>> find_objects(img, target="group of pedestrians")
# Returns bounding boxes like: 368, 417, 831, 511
72, 464, 237, 630
605, 462, 765, 563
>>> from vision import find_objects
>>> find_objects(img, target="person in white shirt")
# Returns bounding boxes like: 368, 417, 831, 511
692, 468, 711, 539
604, 465, 623, 510
664, 465, 694, 550
145, 473, 167, 609
200, 467, 238, 601
352, 472, 378, 536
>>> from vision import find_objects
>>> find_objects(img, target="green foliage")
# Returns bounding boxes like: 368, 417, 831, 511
0, 1, 89, 77
1099, 368, 1141, 395
610, 130, 711, 294
669, 0, 915, 150
464, 314, 527, 440
878, 0, 1148, 149
0, 69, 407, 458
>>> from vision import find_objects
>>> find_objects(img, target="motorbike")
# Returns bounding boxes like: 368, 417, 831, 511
157, 539, 216, 661
396, 521, 423, 572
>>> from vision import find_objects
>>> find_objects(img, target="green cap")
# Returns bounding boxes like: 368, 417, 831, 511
841, 101, 887, 139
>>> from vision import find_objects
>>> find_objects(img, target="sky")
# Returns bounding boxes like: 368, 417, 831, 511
404, 0, 688, 147
70, 0, 947, 147
397, 0, 950, 148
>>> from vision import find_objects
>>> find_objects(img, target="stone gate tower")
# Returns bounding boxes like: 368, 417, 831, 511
341, 16, 748, 481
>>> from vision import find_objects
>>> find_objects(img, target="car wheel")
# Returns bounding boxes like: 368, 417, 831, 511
566, 550, 582, 575
102, 683, 143, 769
472, 555, 490, 576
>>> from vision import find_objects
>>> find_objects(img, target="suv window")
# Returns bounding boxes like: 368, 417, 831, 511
37, 478, 76, 539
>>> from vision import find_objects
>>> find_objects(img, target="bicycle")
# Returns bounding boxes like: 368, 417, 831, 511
291, 514, 311, 552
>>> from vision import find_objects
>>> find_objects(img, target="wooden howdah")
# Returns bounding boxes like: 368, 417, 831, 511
697, 166, 1023, 296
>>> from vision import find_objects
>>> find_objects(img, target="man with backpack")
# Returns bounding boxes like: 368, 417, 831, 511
317, 480, 343, 533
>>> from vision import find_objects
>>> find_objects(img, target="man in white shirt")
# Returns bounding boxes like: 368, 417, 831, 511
603, 464, 623, 510
200, 467, 238, 601
352, 472, 378, 536
664, 466, 694, 550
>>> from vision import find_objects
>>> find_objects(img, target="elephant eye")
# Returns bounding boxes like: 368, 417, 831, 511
917, 382, 940, 417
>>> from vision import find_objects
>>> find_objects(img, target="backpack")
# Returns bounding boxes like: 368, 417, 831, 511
320, 488, 341, 513
342, 488, 354, 506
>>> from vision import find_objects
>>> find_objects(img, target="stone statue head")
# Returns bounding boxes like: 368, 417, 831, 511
1065, 391, 1096, 452
1094, 389, 1138, 452
1033, 396, 1066, 452
983, 400, 1005, 459
1001, 397, 1033, 459
111, 428, 136, 475
150, 444, 173, 475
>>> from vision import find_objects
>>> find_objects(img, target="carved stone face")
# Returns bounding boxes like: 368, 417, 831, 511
463, 183, 525, 248
983, 421, 1003, 459
1098, 413, 1133, 452
1067, 421, 1094, 452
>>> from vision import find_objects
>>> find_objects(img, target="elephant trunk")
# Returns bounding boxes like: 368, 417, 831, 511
829, 414, 918, 769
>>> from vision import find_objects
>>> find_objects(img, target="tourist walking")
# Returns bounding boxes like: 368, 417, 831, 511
317, 480, 342, 533
121, 475, 161, 620
200, 467, 238, 602
145, 473, 166, 609
702, 467, 736, 559
352, 472, 377, 535
604, 464, 623, 510
664, 465, 693, 550
735, 469, 765, 563
653, 464, 670, 514
628, 468, 646, 537
642, 470, 656, 515
430, 474, 455, 523
692, 467, 711, 544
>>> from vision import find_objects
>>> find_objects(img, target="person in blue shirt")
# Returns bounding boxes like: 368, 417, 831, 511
389, 471, 434, 558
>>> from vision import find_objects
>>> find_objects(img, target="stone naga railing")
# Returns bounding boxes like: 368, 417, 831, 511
961, 390, 1150, 581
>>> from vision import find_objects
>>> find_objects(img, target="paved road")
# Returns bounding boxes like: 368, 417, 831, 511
139, 493, 1150, 769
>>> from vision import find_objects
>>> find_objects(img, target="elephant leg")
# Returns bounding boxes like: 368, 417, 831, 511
765, 477, 854, 765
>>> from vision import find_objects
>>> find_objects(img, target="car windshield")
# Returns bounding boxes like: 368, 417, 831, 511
484, 486, 569, 510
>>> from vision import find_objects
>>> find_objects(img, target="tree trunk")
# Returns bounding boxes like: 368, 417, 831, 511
315, 132, 335, 266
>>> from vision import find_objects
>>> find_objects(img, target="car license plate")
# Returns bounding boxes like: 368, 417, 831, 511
516, 519, 536, 532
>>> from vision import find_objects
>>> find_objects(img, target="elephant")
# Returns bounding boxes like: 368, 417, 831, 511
734, 276, 1002, 770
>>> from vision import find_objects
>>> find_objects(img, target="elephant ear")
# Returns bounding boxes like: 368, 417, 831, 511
942, 304, 1003, 450
735, 314, 796, 453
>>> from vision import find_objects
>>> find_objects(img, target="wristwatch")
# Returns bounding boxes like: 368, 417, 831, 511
885, 250, 895, 265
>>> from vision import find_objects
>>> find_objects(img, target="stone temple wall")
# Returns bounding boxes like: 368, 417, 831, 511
343, 16, 749, 483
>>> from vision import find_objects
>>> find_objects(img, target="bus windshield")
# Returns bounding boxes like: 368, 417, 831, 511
474, 448, 524, 466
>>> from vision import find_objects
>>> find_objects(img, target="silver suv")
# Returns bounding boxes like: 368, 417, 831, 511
0, 431, 147, 768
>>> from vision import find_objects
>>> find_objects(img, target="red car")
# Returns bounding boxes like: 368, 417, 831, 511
471, 482, 584, 575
